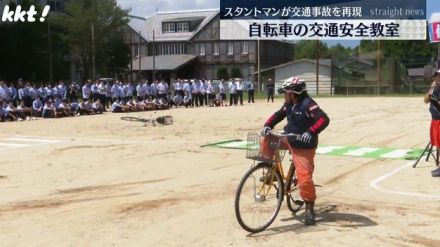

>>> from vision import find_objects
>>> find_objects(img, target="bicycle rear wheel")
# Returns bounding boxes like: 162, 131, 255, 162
234, 163, 284, 233
120, 116, 142, 122
286, 178, 304, 214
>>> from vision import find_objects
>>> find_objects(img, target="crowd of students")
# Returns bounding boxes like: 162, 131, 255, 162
0, 78, 257, 122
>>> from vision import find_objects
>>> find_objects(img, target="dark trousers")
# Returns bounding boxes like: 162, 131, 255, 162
23, 96, 32, 108
203, 93, 208, 106
229, 93, 237, 106
191, 93, 198, 107
267, 88, 274, 102
198, 93, 204, 107
248, 90, 255, 103
237, 90, 243, 105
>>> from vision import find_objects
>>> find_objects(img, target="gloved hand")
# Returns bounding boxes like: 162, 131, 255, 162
299, 131, 313, 144
261, 126, 272, 136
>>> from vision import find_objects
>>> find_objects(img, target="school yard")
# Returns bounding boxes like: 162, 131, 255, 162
0, 97, 439, 246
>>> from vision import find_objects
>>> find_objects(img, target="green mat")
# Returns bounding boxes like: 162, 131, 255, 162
202, 140, 424, 160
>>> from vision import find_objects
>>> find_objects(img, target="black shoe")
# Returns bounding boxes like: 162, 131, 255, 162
432, 167, 440, 177
304, 201, 316, 226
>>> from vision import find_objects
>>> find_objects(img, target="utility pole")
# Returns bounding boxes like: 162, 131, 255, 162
316, 40, 320, 95
48, 19, 53, 83
130, 30, 133, 82
153, 30, 156, 82
377, 40, 381, 95
91, 24, 96, 81
257, 38, 261, 93
138, 31, 142, 82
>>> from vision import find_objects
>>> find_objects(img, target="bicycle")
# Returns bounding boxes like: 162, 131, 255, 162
120, 115, 173, 127
234, 131, 305, 233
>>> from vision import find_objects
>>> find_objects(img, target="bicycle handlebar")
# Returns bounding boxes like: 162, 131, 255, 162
267, 131, 300, 139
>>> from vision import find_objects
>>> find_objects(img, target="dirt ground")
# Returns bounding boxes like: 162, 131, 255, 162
1, 97, 440, 247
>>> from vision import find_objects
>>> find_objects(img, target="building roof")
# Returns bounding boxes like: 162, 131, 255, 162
127, 9, 219, 42
131, 55, 197, 71
251, 59, 332, 74
127, 15, 149, 41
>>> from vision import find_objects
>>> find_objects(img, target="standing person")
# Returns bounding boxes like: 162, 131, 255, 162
91, 81, 99, 102
267, 78, 275, 103
157, 80, 168, 101
191, 79, 199, 107
98, 80, 107, 109
29, 84, 39, 106
236, 79, 244, 106
183, 79, 192, 104
228, 79, 237, 106
201, 80, 208, 106
82, 81, 92, 102
261, 77, 330, 225
45, 83, 53, 101
8, 83, 18, 107
206, 80, 215, 107
123, 82, 132, 102
199, 80, 208, 106
23, 82, 33, 107
247, 79, 255, 103
0, 81, 7, 102
150, 80, 158, 100
70, 81, 81, 101
57, 81, 67, 100
136, 82, 145, 101
143, 80, 151, 101
173, 79, 183, 97
111, 82, 119, 104
37, 84, 46, 104
218, 79, 227, 106
424, 69, 440, 177
105, 81, 112, 109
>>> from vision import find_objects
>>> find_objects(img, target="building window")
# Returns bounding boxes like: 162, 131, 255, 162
214, 42, 219, 56
200, 43, 205, 56
177, 22, 189, 32
135, 46, 139, 57
163, 23, 176, 33
228, 42, 234, 55
242, 42, 248, 54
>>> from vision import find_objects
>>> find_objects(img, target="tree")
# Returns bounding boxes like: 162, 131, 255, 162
217, 67, 229, 80
294, 40, 329, 59
0, 1, 52, 82
55, 0, 129, 80
231, 67, 241, 78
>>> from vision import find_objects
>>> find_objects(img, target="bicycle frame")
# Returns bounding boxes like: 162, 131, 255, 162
257, 137, 296, 199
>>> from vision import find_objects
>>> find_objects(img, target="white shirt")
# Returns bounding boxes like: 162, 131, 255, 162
82, 85, 91, 98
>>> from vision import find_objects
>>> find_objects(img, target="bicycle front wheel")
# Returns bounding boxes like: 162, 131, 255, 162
234, 163, 284, 233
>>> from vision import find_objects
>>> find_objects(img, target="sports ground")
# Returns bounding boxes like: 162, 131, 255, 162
1, 97, 439, 246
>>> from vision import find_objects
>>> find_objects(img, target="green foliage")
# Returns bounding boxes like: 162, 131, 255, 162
231, 67, 241, 78
54, 0, 129, 80
217, 67, 229, 80
294, 40, 328, 59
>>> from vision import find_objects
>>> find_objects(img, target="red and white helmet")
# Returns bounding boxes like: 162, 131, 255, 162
279, 77, 306, 94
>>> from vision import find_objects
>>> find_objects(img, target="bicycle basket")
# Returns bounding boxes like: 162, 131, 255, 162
156, 115, 173, 125
246, 132, 284, 162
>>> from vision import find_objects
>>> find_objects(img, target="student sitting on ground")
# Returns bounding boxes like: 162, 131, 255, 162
111, 99, 124, 113
171, 94, 183, 108
143, 97, 155, 110
32, 97, 43, 117
126, 100, 138, 112
78, 100, 94, 115
6, 102, 25, 121
17, 101, 33, 120
183, 91, 192, 108
92, 99, 103, 114
70, 100, 79, 116
42, 99, 56, 118
57, 99, 70, 117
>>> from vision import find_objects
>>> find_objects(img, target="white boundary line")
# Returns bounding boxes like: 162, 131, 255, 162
369, 158, 440, 200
